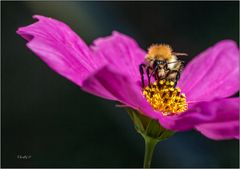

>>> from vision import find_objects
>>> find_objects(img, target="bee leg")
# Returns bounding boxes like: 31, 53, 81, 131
176, 71, 180, 81
174, 61, 184, 87
139, 64, 146, 88
146, 66, 151, 86
174, 71, 181, 87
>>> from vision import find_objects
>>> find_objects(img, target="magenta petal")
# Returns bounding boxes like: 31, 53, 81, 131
195, 121, 239, 140
160, 98, 239, 136
82, 65, 160, 120
17, 15, 100, 86
91, 31, 146, 82
178, 40, 239, 101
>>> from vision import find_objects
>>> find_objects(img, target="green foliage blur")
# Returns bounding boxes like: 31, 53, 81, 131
2, 1, 239, 168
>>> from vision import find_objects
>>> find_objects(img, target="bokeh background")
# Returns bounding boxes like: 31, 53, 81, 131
2, 1, 239, 168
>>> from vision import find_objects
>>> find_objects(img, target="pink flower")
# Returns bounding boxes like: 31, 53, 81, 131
17, 15, 239, 140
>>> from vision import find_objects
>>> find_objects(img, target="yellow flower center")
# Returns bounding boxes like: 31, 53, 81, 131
143, 80, 188, 116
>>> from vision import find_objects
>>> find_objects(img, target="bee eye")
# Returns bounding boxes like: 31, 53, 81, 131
153, 60, 160, 67
153, 60, 166, 66
159, 61, 165, 64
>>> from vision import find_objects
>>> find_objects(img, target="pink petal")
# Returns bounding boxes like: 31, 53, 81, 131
82, 65, 160, 120
178, 40, 239, 102
17, 16, 147, 100
160, 98, 239, 139
195, 121, 239, 140
91, 31, 146, 82
17, 15, 100, 86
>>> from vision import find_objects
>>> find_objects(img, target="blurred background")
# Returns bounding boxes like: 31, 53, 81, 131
2, 1, 239, 168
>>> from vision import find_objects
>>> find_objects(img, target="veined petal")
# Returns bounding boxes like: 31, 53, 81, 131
178, 40, 239, 101
91, 31, 146, 82
17, 15, 100, 86
160, 98, 239, 135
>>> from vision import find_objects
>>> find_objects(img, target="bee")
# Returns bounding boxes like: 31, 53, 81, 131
139, 44, 187, 88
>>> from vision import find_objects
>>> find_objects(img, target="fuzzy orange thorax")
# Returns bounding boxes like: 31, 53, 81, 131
147, 44, 173, 60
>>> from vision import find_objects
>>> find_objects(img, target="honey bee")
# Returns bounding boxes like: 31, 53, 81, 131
139, 44, 187, 88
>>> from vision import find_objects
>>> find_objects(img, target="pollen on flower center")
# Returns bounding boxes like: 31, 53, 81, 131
143, 80, 188, 116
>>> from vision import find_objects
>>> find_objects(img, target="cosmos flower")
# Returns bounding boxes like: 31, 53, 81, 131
17, 15, 239, 140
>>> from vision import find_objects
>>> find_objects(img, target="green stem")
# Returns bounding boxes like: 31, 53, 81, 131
143, 136, 158, 168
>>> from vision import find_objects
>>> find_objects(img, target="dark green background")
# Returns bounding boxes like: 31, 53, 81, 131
2, 1, 239, 168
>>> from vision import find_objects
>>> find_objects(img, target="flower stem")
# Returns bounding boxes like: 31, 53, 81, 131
143, 136, 158, 168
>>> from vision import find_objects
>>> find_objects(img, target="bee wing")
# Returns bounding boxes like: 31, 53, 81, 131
172, 52, 188, 56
